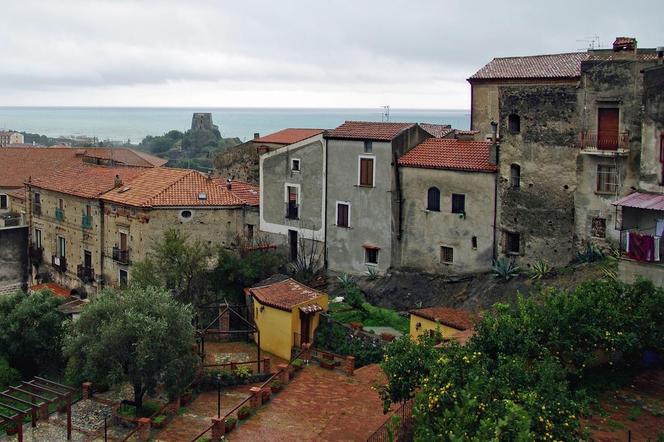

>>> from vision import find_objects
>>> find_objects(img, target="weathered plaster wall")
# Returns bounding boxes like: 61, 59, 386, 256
639, 66, 664, 192
399, 166, 495, 274
0, 225, 28, 294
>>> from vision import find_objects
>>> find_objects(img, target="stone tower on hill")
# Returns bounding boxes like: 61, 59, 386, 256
191, 113, 218, 131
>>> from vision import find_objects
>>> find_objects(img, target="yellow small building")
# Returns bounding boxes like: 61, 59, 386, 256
409, 307, 474, 344
246, 276, 328, 360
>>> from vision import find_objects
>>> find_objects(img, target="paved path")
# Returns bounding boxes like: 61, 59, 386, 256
228, 364, 390, 441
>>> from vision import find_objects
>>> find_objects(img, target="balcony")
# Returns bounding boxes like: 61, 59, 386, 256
285, 202, 299, 220
112, 246, 130, 265
29, 244, 43, 263
619, 229, 664, 263
55, 207, 64, 221
81, 214, 93, 229
32, 202, 42, 215
76, 264, 95, 283
579, 131, 630, 155
0, 213, 21, 227
52, 255, 67, 273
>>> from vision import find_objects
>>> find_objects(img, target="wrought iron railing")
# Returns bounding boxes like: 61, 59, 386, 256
367, 399, 414, 442
579, 131, 629, 150
112, 247, 130, 265
81, 214, 93, 229
76, 265, 95, 283
285, 202, 299, 219
29, 245, 43, 263
52, 255, 67, 273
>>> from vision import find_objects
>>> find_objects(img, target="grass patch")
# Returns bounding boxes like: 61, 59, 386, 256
627, 406, 642, 421
606, 418, 626, 431
328, 301, 408, 334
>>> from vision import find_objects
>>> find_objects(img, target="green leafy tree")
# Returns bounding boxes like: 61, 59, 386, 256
131, 229, 211, 304
0, 356, 19, 390
0, 290, 65, 376
63, 286, 197, 409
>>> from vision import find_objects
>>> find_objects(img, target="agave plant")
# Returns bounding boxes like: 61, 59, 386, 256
528, 259, 554, 281
576, 242, 604, 263
492, 256, 520, 281
365, 265, 379, 280
336, 272, 356, 290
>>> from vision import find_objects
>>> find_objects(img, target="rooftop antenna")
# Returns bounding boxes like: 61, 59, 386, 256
576, 35, 601, 51
381, 105, 390, 123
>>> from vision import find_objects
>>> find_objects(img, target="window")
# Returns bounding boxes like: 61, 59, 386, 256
471, 236, 478, 250
365, 248, 379, 265
286, 185, 299, 219
440, 246, 454, 264
291, 158, 300, 172
508, 114, 521, 133
505, 231, 520, 254
245, 224, 254, 241
597, 165, 618, 193
119, 269, 128, 288
510, 164, 521, 189
84, 250, 92, 268
58, 198, 64, 210
426, 187, 440, 211
34, 192, 40, 204
85, 204, 92, 217
359, 157, 374, 187
0, 194, 6, 209
34, 228, 42, 249
180, 210, 192, 219
591, 217, 606, 238
364, 141, 373, 153
451, 194, 465, 214
57, 236, 66, 258
336, 202, 350, 227
119, 231, 128, 251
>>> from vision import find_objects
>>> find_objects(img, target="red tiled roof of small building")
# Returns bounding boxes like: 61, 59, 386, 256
410, 307, 474, 331
214, 179, 260, 206
29, 164, 148, 198
31, 282, 72, 298
101, 168, 246, 208
247, 278, 326, 311
84, 148, 168, 167
398, 138, 496, 173
325, 121, 416, 141
420, 123, 454, 138
254, 128, 324, 145
469, 52, 589, 80
0, 147, 85, 188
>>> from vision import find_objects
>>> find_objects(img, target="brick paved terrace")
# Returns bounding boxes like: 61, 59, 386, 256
227, 364, 390, 441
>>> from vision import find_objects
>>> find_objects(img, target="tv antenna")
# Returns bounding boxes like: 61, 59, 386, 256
576, 35, 601, 51
381, 105, 390, 122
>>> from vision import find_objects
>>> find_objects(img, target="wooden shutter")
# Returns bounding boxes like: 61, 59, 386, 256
337, 204, 349, 227
360, 158, 373, 186
597, 108, 619, 150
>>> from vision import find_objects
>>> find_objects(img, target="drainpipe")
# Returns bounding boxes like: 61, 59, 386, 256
490, 121, 499, 261
394, 151, 403, 241
323, 137, 328, 269
99, 199, 105, 291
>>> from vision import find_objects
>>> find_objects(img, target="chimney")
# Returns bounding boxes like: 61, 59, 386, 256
226, 177, 232, 190
114, 174, 123, 188
612, 36, 637, 52
206, 170, 213, 181
657, 46, 664, 63
254, 132, 260, 140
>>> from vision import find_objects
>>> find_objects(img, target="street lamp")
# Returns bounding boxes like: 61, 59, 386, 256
102, 407, 112, 441
216, 373, 222, 418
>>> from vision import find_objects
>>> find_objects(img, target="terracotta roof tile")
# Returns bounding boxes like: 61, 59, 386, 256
420, 123, 454, 138
83, 148, 168, 167
31, 282, 72, 298
248, 278, 327, 311
0, 147, 84, 188
213, 179, 260, 206
469, 52, 588, 80
254, 128, 324, 145
101, 168, 246, 208
29, 164, 147, 198
398, 138, 496, 172
410, 307, 474, 331
325, 121, 416, 141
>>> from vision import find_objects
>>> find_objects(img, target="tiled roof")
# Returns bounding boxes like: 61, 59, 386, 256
469, 52, 589, 80
325, 121, 415, 141
254, 128, 324, 145
398, 138, 496, 172
6, 188, 26, 200
420, 123, 454, 138
29, 164, 147, 198
83, 148, 168, 167
410, 307, 474, 331
248, 278, 327, 311
0, 147, 85, 188
612, 192, 664, 211
213, 179, 260, 206
31, 282, 72, 298
101, 168, 246, 208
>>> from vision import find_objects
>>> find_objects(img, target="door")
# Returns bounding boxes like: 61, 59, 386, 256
57, 236, 66, 258
119, 232, 128, 251
300, 311, 312, 345
288, 230, 298, 262
84, 250, 92, 269
597, 108, 619, 150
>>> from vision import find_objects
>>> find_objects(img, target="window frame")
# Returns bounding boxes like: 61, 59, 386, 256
451, 193, 466, 214
440, 246, 454, 264
508, 114, 521, 133
426, 187, 440, 212
364, 141, 373, 153
510, 164, 521, 189
505, 231, 520, 255
591, 217, 607, 238
34, 228, 42, 249
335, 201, 351, 228
57, 235, 66, 258
358, 155, 375, 187
596, 164, 618, 194
284, 183, 301, 219
364, 246, 379, 265
119, 268, 128, 288
0, 193, 7, 210
291, 158, 301, 172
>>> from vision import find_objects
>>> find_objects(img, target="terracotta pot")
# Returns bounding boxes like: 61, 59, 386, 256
238, 410, 250, 420
225, 421, 236, 432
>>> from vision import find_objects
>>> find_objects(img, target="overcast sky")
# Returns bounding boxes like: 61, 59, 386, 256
0, 0, 660, 109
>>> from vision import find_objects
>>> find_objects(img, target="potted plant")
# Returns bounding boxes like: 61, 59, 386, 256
152, 414, 167, 429
291, 358, 304, 371
225, 416, 237, 432
320, 356, 335, 370
270, 379, 283, 393
238, 405, 251, 420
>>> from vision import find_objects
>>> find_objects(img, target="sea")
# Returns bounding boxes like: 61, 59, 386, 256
0, 107, 470, 143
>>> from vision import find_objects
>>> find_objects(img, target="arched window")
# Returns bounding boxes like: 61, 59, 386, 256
510, 164, 521, 189
508, 114, 521, 133
427, 187, 440, 211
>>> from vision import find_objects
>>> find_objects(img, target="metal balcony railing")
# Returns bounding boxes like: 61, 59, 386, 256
76, 265, 95, 283
29, 245, 43, 263
579, 131, 629, 151
81, 214, 93, 229
285, 202, 299, 220
52, 255, 67, 273
55, 207, 64, 221
112, 246, 130, 265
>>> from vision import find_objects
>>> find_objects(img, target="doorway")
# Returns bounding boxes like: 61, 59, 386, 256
288, 230, 298, 262
299, 311, 312, 345
597, 108, 619, 150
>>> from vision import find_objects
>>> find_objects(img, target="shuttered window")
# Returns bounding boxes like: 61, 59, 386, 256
359, 158, 374, 187
452, 194, 465, 214
427, 187, 440, 211
337, 203, 350, 227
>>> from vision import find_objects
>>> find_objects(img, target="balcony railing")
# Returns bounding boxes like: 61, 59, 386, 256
76, 265, 95, 283
81, 214, 93, 229
619, 229, 664, 263
32, 203, 41, 215
579, 131, 629, 151
29, 244, 43, 263
52, 255, 67, 273
112, 246, 130, 265
55, 207, 64, 221
285, 202, 299, 220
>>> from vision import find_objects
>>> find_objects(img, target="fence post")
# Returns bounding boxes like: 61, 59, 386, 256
345, 356, 355, 376
249, 386, 262, 409
82, 381, 93, 399
302, 343, 312, 362
277, 364, 289, 385
137, 417, 151, 441
211, 417, 225, 441
39, 402, 49, 421
261, 385, 272, 403
263, 357, 271, 374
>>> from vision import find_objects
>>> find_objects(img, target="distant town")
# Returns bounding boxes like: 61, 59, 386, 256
0, 36, 663, 441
